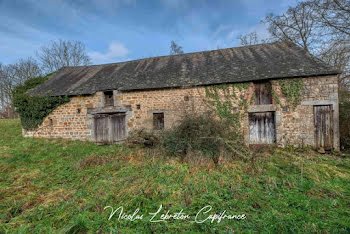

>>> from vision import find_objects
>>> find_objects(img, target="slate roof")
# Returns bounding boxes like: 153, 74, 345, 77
30, 42, 339, 96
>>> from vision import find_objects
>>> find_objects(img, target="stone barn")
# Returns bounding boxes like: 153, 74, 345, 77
26, 43, 340, 151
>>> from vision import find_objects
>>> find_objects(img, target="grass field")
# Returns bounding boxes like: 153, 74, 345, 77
1, 119, 350, 233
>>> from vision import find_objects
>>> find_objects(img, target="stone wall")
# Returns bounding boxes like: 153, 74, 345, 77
23, 75, 339, 150
23, 94, 100, 139
277, 75, 339, 149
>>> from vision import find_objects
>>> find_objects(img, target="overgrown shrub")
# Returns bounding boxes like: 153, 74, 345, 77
13, 74, 70, 130
161, 112, 252, 163
340, 91, 350, 150
126, 129, 159, 148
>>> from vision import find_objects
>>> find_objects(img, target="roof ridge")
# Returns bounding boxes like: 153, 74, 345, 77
64, 42, 283, 68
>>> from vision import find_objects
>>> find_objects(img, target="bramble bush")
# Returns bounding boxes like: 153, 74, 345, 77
126, 111, 254, 163
160, 111, 252, 163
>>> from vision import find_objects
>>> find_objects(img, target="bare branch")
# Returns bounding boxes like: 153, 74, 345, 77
0, 58, 42, 118
263, 2, 319, 54
170, 41, 184, 55
37, 39, 91, 73
238, 31, 275, 46
312, 0, 350, 37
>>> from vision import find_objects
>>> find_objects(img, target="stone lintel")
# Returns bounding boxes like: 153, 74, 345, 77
148, 110, 168, 114
87, 108, 128, 115
301, 100, 336, 106
247, 104, 276, 113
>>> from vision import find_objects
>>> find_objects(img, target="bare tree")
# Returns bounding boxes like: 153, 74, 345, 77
238, 32, 259, 46
170, 41, 184, 55
320, 39, 350, 89
0, 64, 15, 118
37, 39, 91, 73
263, 0, 349, 90
9, 57, 42, 85
0, 63, 6, 116
264, 1, 319, 54
238, 31, 275, 46
311, 0, 350, 90
0, 58, 42, 118
312, 0, 350, 37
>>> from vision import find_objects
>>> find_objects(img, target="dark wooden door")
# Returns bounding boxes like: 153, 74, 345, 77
254, 82, 272, 105
111, 113, 126, 142
314, 105, 333, 150
94, 114, 110, 144
153, 113, 164, 130
94, 113, 126, 144
249, 112, 276, 144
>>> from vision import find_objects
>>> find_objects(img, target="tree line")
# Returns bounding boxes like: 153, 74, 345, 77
0, 40, 91, 118
1, 0, 349, 118
0, 39, 183, 118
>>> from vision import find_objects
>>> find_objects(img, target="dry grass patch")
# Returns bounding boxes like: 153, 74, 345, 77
75, 154, 113, 169
40, 188, 75, 206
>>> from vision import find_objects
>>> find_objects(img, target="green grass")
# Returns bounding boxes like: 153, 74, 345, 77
1, 119, 350, 233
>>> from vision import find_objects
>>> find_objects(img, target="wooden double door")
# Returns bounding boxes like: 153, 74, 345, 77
249, 112, 276, 144
94, 113, 126, 144
314, 105, 333, 150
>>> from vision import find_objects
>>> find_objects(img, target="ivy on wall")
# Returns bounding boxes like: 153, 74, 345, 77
278, 78, 304, 108
265, 79, 304, 108
13, 74, 70, 130
204, 79, 305, 127
204, 83, 251, 130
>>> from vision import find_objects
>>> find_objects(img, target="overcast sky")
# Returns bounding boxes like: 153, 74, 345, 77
0, 0, 297, 65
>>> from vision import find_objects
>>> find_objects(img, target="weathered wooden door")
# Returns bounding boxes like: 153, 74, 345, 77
94, 114, 110, 144
111, 113, 126, 142
314, 105, 333, 150
94, 113, 126, 144
249, 112, 276, 144
254, 82, 272, 105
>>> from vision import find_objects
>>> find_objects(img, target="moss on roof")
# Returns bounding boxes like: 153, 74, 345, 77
30, 42, 339, 96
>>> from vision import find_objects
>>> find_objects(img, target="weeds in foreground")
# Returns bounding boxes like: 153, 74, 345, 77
1, 119, 350, 233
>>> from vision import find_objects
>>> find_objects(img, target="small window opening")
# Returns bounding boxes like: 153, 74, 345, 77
184, 95, 189, 101
153, 113, 164, 130
77, 108, 81, 114
104, 91, 114, 106
282, 106, 290, 112
49, 118, 53, 126
136, 104, 141, 109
